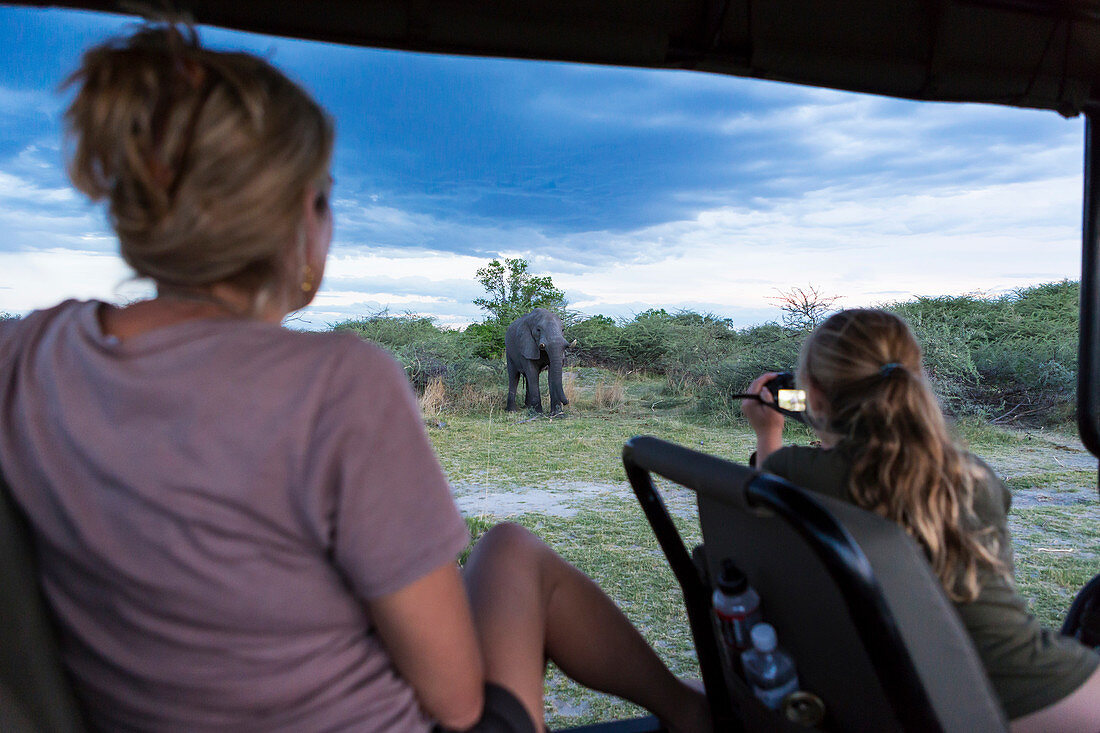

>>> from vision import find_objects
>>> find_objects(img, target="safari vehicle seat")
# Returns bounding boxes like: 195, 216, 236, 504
0, 468, 85, 733
623, 436, 1009, 732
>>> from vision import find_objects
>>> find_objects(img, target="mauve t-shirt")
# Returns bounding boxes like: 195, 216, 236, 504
0, 300, 469, 732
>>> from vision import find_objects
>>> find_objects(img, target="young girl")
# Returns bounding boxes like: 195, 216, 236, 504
0, 23, 708, 732
741, 308, 1099, 731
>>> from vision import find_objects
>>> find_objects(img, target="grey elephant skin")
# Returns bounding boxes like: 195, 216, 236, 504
505, 308, 572, 414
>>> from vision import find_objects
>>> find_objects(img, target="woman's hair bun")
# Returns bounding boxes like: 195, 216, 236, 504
63, 21, 334, 293
65, 24, 199, 206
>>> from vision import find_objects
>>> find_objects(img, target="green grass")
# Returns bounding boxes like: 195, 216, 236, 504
434, 374, 1099, 728
429, 370, 816, 486
951, 416, 1031, 448
428, 412, 759, 486
1011, 506, 1100, 623
1004, 470, 1097, 493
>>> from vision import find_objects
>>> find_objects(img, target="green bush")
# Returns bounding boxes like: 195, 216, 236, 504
566, 315, 621, 367
334, 311, 500, 393
687, 326, 804, 416
462, 322, 504, 360
333, 280, 1080, 427
616, 309, 678, 367
890, 281, 1078, 424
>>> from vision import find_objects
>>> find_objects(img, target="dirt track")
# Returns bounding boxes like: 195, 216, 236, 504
454, 429, 1100, 517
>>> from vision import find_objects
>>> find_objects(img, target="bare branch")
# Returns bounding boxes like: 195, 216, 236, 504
767, 285, 843, 331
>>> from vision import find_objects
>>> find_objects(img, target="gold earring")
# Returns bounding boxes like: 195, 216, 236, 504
301, 265, 314, 293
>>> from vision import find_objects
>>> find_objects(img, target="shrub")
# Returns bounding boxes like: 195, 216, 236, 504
566, 315, 621, 367
335, 310, 451, 349
462, 322, 504, 359
336, 280, 1079, 427
335, 310, 503, 397
890, 281, 1078, 424
616, 309, 677, 367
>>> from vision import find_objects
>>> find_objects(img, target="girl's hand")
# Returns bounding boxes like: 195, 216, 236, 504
741, 372, 785, 465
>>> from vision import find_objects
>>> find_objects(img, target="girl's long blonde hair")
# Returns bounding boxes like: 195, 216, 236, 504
63, 22, 334, 300
799, 309, 1008, 602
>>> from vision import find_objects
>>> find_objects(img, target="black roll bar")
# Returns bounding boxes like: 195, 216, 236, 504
621, 445, 740, 731
623, 436, 944, 732
1079, 112, 1100, 496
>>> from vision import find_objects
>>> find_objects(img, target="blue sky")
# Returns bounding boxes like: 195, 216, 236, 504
0, 5, 1086, 329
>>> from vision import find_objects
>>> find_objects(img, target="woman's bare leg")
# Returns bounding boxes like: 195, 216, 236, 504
462, 522, 710, 731
1009, 665, 1100, 732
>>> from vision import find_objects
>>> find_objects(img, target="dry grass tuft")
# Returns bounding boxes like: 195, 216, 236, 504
456, 384, 503, 412
419, 377, 446, 415
562, 371, 577, 405
594, 379, 625, 410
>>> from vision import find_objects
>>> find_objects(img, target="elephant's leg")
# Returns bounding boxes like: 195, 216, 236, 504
547, 356, 566, 415
523, 364, 543, 412
506, 358, 520, 412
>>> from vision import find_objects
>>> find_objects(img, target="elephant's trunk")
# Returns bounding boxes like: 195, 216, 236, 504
547, 351, 568, 413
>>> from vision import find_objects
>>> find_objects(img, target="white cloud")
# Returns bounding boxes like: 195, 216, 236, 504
0, 170, 77, 205
6, 167, 1078, 328
323, 251, 489, 281
0, 249, 149, 313
292, 168, 1083, 328
550, 175, 1079, 311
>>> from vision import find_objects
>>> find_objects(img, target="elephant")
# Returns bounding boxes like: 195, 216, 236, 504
505, 308, 575, 414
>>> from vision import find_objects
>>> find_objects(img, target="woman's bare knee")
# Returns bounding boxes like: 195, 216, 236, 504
463, 522, 562, 611
467, 522, 546, 569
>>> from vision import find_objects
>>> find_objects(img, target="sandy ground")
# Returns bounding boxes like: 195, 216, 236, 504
452, 430, 1100, 518
454, 480, 633, 517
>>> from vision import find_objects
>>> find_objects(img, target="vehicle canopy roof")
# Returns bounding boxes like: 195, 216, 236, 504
12, 0, 1100, 115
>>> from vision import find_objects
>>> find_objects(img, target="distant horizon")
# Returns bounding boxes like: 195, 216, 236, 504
292, 275, 1081, 334
0, 6, 1086, 331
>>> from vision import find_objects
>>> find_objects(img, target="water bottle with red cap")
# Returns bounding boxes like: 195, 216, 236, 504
712, 559, 763, 655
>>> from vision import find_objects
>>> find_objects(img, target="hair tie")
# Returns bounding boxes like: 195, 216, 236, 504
880, 362, 901, 378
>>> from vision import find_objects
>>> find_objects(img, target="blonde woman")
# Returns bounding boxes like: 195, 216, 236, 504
0, 24, 707, 733
742, 308, 1100, 731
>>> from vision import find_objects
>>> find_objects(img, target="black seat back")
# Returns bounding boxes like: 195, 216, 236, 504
0, 469, 86, 733
623, 436, 1007, 732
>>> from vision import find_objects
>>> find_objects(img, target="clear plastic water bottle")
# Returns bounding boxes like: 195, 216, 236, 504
712, 559, 763, 653
741, 623, 800, 710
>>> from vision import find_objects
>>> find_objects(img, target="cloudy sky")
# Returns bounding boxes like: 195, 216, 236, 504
0, 6, 1086, 329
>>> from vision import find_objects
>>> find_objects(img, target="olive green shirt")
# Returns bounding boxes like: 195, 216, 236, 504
762, 444, 1099, 720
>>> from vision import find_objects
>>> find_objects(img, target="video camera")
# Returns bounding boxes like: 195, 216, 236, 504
733, 371, 808, 422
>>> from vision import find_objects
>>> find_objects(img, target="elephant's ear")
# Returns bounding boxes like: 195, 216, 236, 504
520, 327, 541, 360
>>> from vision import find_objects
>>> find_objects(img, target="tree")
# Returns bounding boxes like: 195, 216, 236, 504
769, 285, 842, 332
473, 258, 567, 326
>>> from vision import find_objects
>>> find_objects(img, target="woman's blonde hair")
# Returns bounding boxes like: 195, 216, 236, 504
798, 309, 1008, 602
64, 22, 335, 299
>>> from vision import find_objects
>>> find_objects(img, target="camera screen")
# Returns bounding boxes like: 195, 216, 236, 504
777, 389, 807, 412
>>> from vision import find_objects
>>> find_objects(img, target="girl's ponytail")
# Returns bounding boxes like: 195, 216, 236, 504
800, 310, 1008, 602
